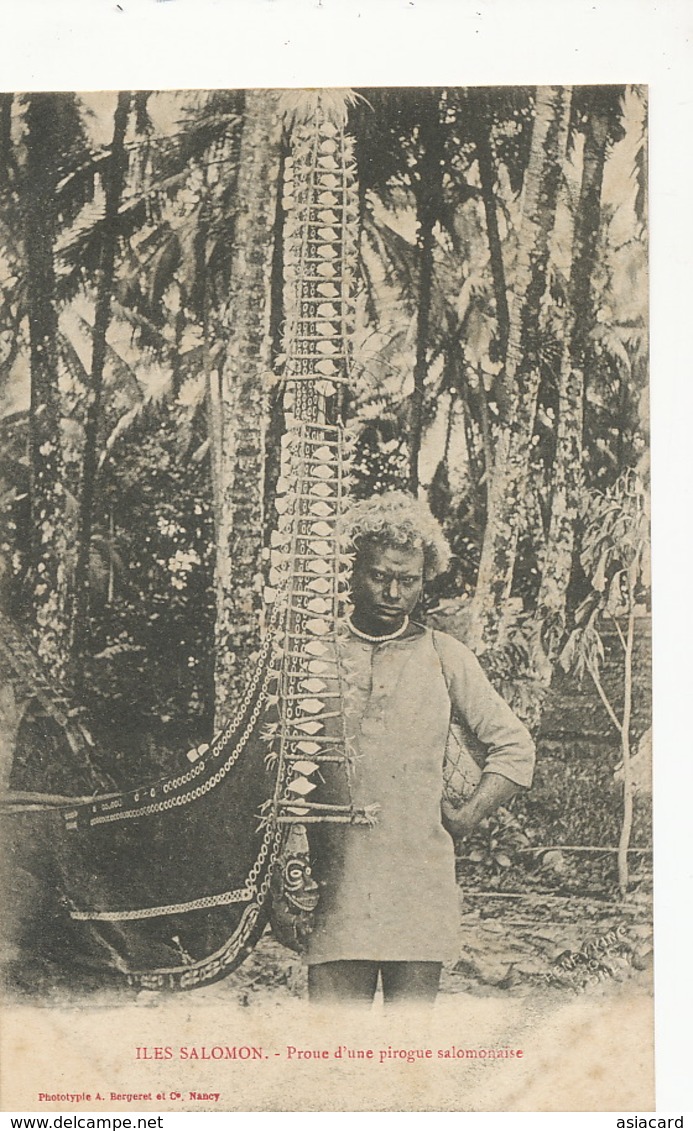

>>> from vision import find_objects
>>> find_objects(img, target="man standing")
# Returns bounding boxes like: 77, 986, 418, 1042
305, 491, 535, 1006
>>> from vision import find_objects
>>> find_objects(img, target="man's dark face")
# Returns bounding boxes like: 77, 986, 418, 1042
350, 542, 424, 636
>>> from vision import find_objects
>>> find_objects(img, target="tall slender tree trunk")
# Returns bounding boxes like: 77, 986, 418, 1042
0, 95, 21, 382
262, 140, 288, 549
213, 91, 282, 726
536, 98, 612, 658
71, 91, 131, 691
467, 86, 572, 651
23, 95, 72, 684
0, 94, 13, 190
449, 341, 491, 509
409, 96, 445, 494
617, 606, 635, 895
469, 91, 510, 362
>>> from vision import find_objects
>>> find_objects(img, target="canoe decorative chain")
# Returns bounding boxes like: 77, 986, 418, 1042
4, 107, 369, 990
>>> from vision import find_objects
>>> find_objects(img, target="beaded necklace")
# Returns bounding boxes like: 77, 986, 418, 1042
346, 614, 410, 643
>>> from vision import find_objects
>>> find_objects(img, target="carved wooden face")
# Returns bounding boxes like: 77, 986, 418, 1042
279, 824, 319, 913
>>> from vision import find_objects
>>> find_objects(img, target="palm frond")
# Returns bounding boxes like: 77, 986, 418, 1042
279, 89, 363, 130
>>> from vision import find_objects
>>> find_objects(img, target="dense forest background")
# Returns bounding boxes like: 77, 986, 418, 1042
0, 86, 650, 903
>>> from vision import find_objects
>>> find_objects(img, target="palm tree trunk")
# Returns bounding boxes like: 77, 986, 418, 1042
535, 99, 612, 658
262, 140, 288, 549
617, 607, 635, 895
23, 94, 72, 685
450, 342, 491, 508
71, 91, 130, 691
469, 91, 509, 361
409, 97, 445, 493
213, 91, 282, 727
0, 94, 13, 190
467, 86, 572, 651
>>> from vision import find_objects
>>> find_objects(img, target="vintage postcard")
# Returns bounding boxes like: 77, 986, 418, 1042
0, 77, 657, 1113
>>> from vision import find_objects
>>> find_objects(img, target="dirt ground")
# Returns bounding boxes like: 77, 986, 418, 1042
198, 889, 654, 1009
2, 885, 652, 1011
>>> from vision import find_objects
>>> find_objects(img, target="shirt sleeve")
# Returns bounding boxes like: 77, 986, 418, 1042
432, 629, 536, 789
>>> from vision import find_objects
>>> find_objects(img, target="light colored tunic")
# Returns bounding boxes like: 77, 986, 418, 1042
305, 625, 535, 965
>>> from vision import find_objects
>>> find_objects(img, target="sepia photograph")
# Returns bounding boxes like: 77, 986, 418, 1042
0, 81, 654, 1111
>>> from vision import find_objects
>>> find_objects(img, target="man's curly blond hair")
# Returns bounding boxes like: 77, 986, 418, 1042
343, 491, 451, 581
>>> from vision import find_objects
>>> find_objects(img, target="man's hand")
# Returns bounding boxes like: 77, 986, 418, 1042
441, 772, 521, 840
441, 798, 479, 840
